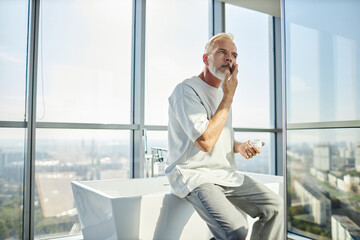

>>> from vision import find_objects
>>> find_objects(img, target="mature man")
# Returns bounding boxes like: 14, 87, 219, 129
165, 33, 283, 240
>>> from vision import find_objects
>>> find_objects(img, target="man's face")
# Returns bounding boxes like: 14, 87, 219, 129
207, 38, 237, 81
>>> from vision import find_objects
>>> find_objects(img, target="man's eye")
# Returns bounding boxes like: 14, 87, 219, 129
233, 54, 237, 58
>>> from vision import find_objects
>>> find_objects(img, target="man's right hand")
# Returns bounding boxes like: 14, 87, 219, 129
222, 63, 238, 104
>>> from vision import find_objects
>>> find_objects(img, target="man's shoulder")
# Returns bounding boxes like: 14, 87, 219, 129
183, 76, 200, 85
171, 76, 199, 96
168, 76, 200, 107
173, 76, 199, 90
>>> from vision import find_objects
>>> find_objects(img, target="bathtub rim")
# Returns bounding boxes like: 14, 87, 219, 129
71, 178, 172, 200
71, 172, 283, 200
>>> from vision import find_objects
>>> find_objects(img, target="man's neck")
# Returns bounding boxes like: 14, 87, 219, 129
198, 68, 222, 88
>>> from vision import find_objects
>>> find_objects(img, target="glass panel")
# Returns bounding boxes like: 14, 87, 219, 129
37, 0, 132, 124
145, 0, 209, 125
0, 0, 28, 121
146, 130, 168, 151
287, 129, 360, 239
225, 5, 273, 128
285, 0, 360, 123
234, 132, 274, 174
34, 129, 130, 238
0, 128, 26, 239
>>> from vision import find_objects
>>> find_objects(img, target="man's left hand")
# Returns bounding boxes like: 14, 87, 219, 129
234, 140, 264, 159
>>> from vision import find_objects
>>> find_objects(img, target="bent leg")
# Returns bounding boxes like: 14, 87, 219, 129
224, 175, 284, 240
185, 183, 249, 240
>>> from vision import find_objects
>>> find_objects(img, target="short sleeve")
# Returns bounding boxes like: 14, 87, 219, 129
169, 84, 209, 143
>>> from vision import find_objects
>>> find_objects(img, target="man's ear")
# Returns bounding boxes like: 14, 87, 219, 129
203, 54, 208, 66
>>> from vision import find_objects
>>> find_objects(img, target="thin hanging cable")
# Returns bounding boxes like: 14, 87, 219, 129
24, 1, 30, 122
37, 1, 45, 120
144, 51, 151, 124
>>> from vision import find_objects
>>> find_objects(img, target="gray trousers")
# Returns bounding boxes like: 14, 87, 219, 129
185, 175, 284, 240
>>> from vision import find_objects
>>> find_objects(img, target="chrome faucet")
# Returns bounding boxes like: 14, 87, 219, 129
142, 128, 168, 177
150, 147, 168, 177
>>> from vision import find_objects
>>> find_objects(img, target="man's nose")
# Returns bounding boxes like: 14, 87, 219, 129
225, 54, 233, 63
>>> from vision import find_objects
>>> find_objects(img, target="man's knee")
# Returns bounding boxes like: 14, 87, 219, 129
263, 195, 284, 221
227, 226, 248, 240
273, 195, 284, 216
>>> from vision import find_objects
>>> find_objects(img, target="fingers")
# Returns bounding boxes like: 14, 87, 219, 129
225, 71, 231, 81
244, 141, 262, 159
222, 65, 238, 97
224, 64, 238, 82
246, 147, 257, 157
243, 142, 254, 159
232, 64, 238, 78
253, 146, 261, 154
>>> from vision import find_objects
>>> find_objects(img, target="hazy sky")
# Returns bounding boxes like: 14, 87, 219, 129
2, 0, 360, 143
1, 0, 273, 129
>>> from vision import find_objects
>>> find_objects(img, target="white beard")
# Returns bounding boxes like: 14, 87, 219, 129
208, 59, 226, 81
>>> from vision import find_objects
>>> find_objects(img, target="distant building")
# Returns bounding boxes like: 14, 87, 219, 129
328, 173, 338, 187
328, 173, 355, 193
310, 167, 327, 182
337, 178, 347, 192
313, 145, 331, 171
316, 170, 328, 182
293, 179, 331, 225
355, 144, 360, 172
331, 215, 360, 240
35, 171, 78, 217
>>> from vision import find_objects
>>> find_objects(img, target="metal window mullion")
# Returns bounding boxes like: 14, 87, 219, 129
35, 122, 139, 130
23, 0, 40, 239
143, 125, 167, 131
0, 121, 27, 128
268, 16, 276, 175
130, 0, 146, 178
232, 128, 281, 133
210, 0, 225, 38
287, 120, 360, 130
280, 0, 288, 237
143, 126, 282, 132
273, 17, 283, 176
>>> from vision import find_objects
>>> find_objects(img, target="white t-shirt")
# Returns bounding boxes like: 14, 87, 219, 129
165, 76, 244, 198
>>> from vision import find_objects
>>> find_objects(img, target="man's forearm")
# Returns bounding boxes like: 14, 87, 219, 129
195, 95, 233, 152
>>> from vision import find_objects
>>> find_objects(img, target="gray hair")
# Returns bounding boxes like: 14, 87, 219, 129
204, 33, 235, 54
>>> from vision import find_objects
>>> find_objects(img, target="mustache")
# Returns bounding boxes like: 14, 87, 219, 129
220, 63, 234, 73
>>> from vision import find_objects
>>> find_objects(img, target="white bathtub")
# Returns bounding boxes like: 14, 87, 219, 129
71, 172, 283, 240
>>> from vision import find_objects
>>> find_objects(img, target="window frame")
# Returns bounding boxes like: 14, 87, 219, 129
0, 0, 282, 238
280, 0, 360, 238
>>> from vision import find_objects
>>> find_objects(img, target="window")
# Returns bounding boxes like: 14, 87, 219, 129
286, 1, 360, 124
287, 129, 360, 238
225, 4, 277, 174
34, 0, 132, 238
285, 0, 360, 238
0, 129, 26, 239
37, 0, 132, 124
144, 0, 209, 176
225, 4, 273, 128
0, 0, 29, 239
34, 129, 130, 237
145, 0, 209, 126
0, 0, 28, 122
1, 1, 281, 238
